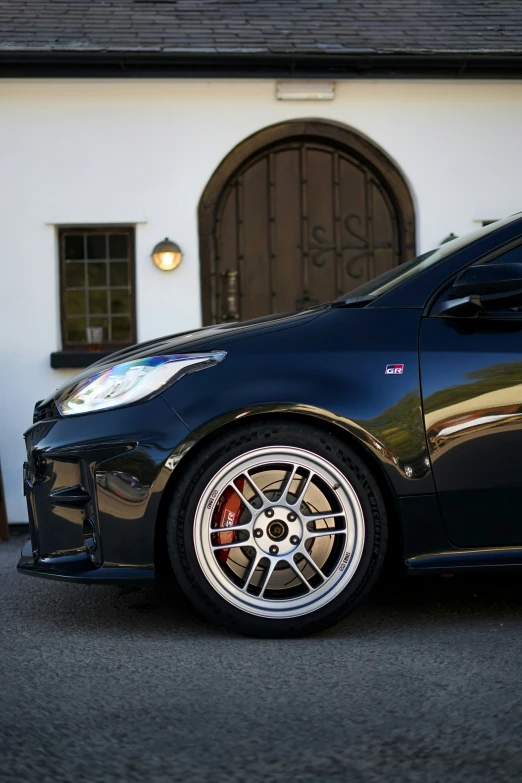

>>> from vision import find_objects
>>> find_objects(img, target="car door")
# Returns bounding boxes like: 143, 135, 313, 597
420, 242, 522, 548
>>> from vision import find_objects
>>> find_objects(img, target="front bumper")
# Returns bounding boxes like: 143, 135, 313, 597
18, 395, 192, 584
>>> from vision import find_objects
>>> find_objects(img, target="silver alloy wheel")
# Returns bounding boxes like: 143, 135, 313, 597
193, 446, 365, 619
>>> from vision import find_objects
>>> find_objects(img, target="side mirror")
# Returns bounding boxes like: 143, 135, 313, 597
453, 263, 522, 298
433, 263, 522, 316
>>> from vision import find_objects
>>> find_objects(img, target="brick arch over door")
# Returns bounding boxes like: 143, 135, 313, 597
198, 120, 416, 325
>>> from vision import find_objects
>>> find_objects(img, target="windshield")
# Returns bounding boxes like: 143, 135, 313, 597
341, 213, 522, 301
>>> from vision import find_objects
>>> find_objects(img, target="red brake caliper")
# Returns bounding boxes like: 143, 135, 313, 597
213, 478, 245, 563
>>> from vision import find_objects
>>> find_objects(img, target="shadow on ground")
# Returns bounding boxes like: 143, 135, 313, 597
3, 536, 522, 639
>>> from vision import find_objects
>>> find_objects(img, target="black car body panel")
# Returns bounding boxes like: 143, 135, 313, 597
23, 396, 192, 580
161, 307, 432, 494
421, 315, 522, 548
18, 213, 522, 585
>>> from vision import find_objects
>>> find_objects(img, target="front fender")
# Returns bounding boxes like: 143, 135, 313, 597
161, 308, 434, 496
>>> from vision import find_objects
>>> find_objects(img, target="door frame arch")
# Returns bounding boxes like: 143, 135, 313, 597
199, 119, 416, 325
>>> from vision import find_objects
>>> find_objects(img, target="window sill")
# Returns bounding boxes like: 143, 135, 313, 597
50, 351, 114, 369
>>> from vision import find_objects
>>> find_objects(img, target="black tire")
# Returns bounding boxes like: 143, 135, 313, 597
167, 420, 388, 637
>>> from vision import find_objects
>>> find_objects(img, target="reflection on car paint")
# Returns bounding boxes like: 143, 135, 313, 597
353, 388, 430, 480
96, 470, 149, 503
424, 359, 522, 457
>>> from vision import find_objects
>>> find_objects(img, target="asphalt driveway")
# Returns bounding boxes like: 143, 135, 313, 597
1, 533, 521, 783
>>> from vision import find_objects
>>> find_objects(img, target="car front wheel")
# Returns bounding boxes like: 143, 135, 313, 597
167, 420, 387, 637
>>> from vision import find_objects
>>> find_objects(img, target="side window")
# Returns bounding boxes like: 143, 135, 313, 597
483, 244, 522, 313
485, 245, 522, 265
59, 227, 136, 351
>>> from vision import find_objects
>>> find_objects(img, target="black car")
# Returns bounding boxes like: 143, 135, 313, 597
19, 213, 522, 637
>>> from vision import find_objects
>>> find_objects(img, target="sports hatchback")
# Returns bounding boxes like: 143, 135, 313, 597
19, 213, 522, 636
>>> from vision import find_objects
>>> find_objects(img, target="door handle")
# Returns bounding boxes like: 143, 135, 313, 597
221, 269, 240, 322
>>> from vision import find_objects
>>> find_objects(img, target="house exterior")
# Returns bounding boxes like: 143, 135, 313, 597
1, 0, 522, 523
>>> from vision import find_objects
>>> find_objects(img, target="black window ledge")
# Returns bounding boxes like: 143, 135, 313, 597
50, 351, 114, 369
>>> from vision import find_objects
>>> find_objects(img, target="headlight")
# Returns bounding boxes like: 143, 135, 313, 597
56, 352, 226, 416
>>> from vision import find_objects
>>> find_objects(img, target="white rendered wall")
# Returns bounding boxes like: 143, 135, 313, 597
1, 77, 522, 522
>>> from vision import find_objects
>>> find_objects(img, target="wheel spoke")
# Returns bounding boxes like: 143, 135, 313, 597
241, 549, 265, 592
305, 527, 346, 539
302, 511, 345, 523
278, 463, 298, 504
241, 472, 274, 510
227, 480, 259, 515
287, 558, 313, 592
259, 558, 278, 597
296, 550, 326, 582
291, 470, 314, 508
210, 521, 252, 538
211, 537, 251, 552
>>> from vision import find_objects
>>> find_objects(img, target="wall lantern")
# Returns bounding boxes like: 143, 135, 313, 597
151, 237, 183, 271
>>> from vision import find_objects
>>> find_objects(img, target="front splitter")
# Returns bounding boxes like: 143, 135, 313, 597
17, 540, 155, 586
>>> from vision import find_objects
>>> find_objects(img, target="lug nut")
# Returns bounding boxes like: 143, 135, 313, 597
254, 529, 263, 538
287, 512, 297, 522
269, 545, 279, 555
265, 509, 274, 518
290, 535, 300, 545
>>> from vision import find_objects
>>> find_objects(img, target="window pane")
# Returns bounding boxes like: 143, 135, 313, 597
88, 317, 109, 342
64, 235, 84, 261
88, 262, 107, 287
65, 262, 85, 288
87, 234, 106, 260
488, 246, 522, 265
110, 290, 130, 315
67, 318, 87, 343
109, 262, 129, 287
88, 289, 107, 315
109, 234, 129, 259
65, 290, 85, 315
112, 316, 131, 342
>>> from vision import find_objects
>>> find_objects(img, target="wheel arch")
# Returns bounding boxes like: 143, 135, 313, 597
154, 406, 401, 579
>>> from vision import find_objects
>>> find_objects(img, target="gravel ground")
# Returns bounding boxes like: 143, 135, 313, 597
1, 533, 522, 783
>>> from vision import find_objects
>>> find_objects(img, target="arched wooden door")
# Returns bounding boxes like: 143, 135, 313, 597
199, 120, 415, 325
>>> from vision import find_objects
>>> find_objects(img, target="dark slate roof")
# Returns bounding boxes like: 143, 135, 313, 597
1, 0, 522, 55
1, 0, 522, 78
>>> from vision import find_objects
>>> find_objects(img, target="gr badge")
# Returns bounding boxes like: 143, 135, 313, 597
385, 364, 404, 375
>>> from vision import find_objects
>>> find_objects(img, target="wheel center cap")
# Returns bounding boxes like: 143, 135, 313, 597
255, 505, 304, 556
267, 520, 288, 541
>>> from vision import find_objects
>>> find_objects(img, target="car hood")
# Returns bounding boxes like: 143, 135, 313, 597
41, 304, 330, 406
